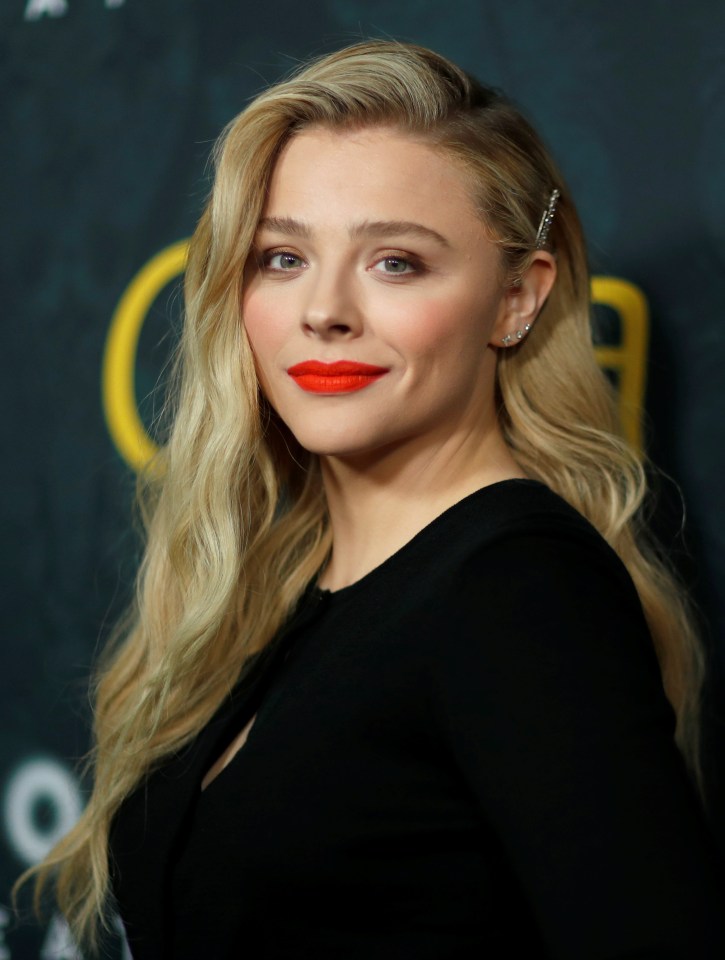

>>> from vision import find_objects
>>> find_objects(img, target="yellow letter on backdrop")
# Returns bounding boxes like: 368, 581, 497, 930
101, 241, 188, 473
591, 276, 649, 452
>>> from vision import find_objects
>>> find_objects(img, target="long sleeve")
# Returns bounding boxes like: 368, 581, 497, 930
111, 482, 725, 958
433, 532, 725, 960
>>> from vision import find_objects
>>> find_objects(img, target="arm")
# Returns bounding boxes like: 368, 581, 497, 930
433, 532, 725, 960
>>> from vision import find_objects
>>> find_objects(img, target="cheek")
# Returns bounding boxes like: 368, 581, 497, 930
242, 288, 287, 362
383, 291, 495, 361
242, 292, 267, 349
241, 295, 283, 404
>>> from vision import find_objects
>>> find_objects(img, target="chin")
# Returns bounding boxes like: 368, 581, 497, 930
293, 435, 376, 458
283, 422, 391, 459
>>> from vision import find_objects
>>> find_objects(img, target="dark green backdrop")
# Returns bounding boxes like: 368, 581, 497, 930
3, 1, 724, 955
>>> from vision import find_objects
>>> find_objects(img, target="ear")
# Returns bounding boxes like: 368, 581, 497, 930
490, 251, 557, 348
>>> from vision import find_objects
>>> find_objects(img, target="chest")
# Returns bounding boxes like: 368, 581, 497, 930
111, 585, 505, 956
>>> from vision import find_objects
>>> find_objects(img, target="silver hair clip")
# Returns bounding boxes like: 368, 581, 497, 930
535, 188, 560, 249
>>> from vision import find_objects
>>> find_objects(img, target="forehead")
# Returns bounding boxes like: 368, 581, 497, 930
262, 125, 482, 231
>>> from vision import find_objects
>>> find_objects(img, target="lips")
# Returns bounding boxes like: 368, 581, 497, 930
287, 360, 390, 394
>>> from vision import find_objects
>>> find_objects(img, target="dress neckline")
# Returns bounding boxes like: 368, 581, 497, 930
311, 478, 547, 605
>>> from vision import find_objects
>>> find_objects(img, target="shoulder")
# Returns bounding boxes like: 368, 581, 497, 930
426, 484, 676, 800
424, 480, 662, 709
432, 479, 616, 555
434, 479, 643, 616
421, 489, 724, 960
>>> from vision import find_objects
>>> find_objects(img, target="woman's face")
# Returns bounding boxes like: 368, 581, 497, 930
242, 125, 515, 461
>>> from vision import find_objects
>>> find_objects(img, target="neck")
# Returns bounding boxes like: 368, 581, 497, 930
316, 419, 525, 592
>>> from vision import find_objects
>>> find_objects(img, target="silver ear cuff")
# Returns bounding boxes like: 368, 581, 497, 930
501, 323, 532, 347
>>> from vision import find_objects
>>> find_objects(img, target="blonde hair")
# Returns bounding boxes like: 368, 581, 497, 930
22, 39, 703, 949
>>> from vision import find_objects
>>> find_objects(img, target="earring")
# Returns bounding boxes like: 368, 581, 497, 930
503, 322, 534, 346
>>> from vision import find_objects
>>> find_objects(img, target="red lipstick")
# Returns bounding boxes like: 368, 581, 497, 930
287, 360, 389, 394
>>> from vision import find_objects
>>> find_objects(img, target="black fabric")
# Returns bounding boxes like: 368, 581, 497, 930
109, 480, 725, 959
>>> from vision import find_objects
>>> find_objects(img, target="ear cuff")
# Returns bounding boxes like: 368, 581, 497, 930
501, 323, 532, 347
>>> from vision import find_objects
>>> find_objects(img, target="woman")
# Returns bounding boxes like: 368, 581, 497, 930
27, 40, 724, 958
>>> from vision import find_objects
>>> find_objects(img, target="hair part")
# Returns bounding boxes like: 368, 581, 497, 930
19, 39, 704, 949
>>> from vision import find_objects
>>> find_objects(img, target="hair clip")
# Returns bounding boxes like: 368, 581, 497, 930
535, 188, 561, 249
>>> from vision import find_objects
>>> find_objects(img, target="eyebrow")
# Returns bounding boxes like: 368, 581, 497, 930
257, 216, 311, 238
257, 216, 450, 249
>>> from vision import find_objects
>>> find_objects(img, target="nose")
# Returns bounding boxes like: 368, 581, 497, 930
300, 263, 363, 340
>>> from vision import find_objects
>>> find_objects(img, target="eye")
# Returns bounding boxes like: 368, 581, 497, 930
371, 255, 417, 276
264, 251, 305, 271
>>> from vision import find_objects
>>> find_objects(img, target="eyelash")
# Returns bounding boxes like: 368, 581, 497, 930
258, 249, 425, 278
262, 251, 305, 271
371, 255, 419, 276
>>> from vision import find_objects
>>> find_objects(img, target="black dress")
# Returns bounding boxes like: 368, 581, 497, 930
109, 480, 725, 959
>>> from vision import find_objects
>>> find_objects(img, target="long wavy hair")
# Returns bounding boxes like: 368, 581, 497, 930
22, 39, 704, 950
